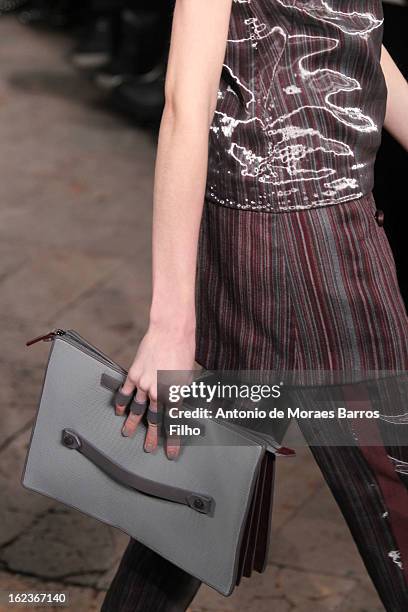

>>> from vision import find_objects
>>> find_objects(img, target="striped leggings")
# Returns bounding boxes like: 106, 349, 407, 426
102, 193, 408, 611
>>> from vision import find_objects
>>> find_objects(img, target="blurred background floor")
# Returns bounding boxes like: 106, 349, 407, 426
0, 16, 387, 612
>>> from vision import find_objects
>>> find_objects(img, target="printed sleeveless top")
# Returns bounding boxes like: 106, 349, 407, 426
206, 0, 387, 212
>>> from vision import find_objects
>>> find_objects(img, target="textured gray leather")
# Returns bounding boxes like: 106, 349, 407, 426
22, 334, 268, 596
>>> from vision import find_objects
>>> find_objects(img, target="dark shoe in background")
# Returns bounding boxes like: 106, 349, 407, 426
111, 63, 165, 124
95, 8, 165, 91
71, 15, 115, 71
18, 0, 90, 29
0, 0, 29, 15
11, 0, 172, 125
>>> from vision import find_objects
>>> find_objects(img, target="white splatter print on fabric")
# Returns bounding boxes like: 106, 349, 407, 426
207, 1, 387, 211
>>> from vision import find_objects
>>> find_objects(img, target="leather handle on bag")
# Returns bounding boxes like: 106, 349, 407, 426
61, 429, 215, 515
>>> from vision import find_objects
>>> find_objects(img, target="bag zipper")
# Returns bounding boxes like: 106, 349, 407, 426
26, 328, 127, 375
26, 329, 66, 346
26, 331, 294, 454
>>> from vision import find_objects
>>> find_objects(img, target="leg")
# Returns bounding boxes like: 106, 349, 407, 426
279, 193, 408, 610
102, 539, 201, 612
296, 418, 408, 611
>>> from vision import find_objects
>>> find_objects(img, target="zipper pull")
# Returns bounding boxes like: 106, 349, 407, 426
26, 328, 65, 347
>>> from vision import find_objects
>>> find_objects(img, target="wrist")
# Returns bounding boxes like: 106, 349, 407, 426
149, 304, 196, 338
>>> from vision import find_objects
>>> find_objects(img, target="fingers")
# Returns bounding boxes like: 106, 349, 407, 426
121, 379, 155, 441
165, 432, 181, 461
121, 390, 148, 438
144, 400, 160, 453
115, 391, 132, 416
115, 370, 182, 461
134, 387, 148, 404
122, 410, 144, 438
114, 373, 137, 416
164, 402, 181, 460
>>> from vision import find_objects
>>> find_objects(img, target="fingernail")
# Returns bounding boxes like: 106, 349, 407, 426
121, 429, 129, 437
144, 443, 153, 453
167, 450, 177, 460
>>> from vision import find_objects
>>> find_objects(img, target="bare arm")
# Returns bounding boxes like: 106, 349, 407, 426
150, 0, 232, 329
381, 45, 408, 151
117, 0, 232, 456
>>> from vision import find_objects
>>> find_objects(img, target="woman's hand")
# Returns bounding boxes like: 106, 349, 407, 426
115, 0, 233, 459
115, 319, 196, 460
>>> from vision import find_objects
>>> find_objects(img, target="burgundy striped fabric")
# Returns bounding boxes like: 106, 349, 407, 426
196, 193, 407, 372
195, 193, 408, 610
102, 193, 408, 612
206, 1, 387, 212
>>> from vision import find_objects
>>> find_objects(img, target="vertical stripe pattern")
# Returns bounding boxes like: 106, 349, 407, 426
196, 193, 408, 372
206, 1, 387, 211
195, 192, 408, 610
102, 193, 408, 612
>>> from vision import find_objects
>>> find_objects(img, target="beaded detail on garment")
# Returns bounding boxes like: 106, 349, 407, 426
206, 0, 387, 212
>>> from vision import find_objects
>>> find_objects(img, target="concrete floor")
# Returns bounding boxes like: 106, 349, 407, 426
0, 17, 385, 612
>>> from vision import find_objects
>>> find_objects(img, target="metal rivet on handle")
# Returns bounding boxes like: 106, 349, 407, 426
61, 430, 81, 449
63, 434, 75, 446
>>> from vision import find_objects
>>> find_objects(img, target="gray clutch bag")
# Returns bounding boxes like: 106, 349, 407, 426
22, 329, 289, 596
